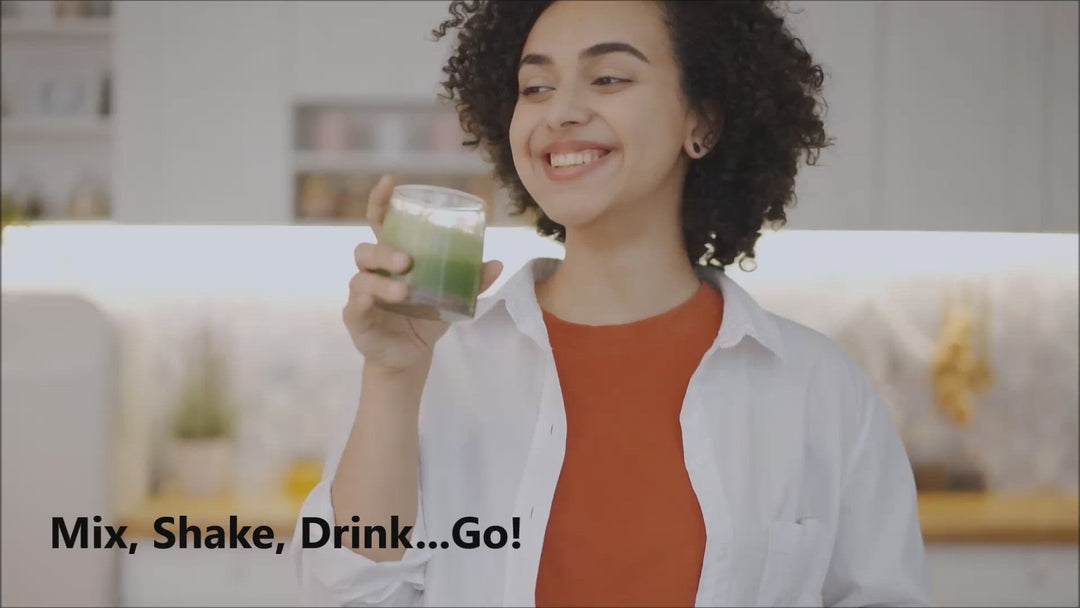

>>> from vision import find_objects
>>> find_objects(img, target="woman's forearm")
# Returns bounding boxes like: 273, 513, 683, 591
330, 357, 430, 562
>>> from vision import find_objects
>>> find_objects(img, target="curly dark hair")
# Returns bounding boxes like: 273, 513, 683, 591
431, 0, 833, 271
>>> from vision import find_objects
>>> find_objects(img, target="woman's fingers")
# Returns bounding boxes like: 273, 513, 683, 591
349, 270, 410, 302
366, 174, 396, 240
354, 241, 412, 275
346, 241, 413, 332
345, 271, 410, 338
478, 259, 504, 294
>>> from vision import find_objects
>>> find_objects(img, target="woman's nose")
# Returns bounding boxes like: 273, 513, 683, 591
544, 84, 590, 129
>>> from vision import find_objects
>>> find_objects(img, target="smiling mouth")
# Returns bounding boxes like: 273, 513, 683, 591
545, 149, 612, 169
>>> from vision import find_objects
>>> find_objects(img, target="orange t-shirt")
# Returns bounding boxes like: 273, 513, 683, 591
534, 281, 725, 607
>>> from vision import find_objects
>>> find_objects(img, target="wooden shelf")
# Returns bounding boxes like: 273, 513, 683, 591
0, 18, 112, 39
117, 491, 1080, 543
918, 492, 1079, 543
1, 116, 111, 138
294, 150, 490, 175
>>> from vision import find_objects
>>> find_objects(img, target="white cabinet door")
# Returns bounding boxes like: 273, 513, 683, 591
113, 1, 291, 223
121, 544, 300, 607
926, 543, 1080, 607
784, 1, 879, 230
290, 0, 454, 102
1042, 0, 1079, 233
879, 1, 1048, 232
1, 295, 117, 607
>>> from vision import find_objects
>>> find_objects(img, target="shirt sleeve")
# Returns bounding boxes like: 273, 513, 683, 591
822, 367, 934, 607
289, 388, 433, 607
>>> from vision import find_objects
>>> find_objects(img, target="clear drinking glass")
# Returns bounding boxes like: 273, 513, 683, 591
375, 184, 486, 322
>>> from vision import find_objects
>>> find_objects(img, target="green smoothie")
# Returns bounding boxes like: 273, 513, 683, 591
375, 187, 485, 322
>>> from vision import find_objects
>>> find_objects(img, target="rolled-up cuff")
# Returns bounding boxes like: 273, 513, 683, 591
291, 479, 432, 606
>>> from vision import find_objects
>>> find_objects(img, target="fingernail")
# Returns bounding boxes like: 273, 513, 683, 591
393, 252, 409, 268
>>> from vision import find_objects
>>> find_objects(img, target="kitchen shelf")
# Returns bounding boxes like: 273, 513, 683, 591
918, 492, 1079, 544
295, 150, 491, 176
1, 116, 111, 138
0, 18, 112, 39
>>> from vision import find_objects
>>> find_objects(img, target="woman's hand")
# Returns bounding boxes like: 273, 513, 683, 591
343, 174, 503, 372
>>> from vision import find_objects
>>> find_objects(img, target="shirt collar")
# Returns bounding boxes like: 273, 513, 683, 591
467, 257, 786, 361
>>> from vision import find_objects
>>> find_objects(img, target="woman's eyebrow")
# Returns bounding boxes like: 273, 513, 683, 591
519, 42, 651, 68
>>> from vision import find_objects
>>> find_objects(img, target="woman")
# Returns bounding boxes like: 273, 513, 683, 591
293, 1, 931, 606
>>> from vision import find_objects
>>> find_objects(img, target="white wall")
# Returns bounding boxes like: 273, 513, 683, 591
111, 1, 1078, 229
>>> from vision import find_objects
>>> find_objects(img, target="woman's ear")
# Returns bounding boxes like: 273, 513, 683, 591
685, 103, 722, 158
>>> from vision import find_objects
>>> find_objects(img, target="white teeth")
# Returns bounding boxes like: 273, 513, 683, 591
549, 149, 606, 168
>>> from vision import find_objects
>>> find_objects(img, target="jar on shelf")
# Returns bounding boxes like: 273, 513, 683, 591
297, 174, 339, 219
87, 0, 111, 18
313, 108, 350, 152
66, 173, 110, 219
348, 112, 372, 151
374, 111, 408, 153
338, 174, 373, 220
431, 111, 464, 152
98, 71, 111, 117
6, 175, 47, 221
406, 112, 435, 152
282, 451, 323, 500
56, 0, 91, 19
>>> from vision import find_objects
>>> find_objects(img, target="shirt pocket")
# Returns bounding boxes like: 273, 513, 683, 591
754, 518, 825, 607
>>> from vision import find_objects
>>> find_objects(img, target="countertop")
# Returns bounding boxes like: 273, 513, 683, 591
118, 491, 1079, 544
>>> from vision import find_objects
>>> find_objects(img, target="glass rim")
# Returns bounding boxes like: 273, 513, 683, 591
392, 184, 486, 211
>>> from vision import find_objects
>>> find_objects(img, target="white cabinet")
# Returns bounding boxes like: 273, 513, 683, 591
1043, 0, 1079, 233
1, 295, 117, 606
114, 541, 1080, 606
289, 1, 453, 103
786, 1, 1077, 232
877, 1, 1077, 232
112, 1, 291, 223
926, 544, 1080, 607
111, 1, 1077, 230
783, 1, 879, 230
879, 2, 1034, 231
0, 0, 114, 221
112, 0, 454, 225
120, 544, 299, 607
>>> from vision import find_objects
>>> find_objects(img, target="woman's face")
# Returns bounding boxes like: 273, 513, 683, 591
509, 0, 701, 231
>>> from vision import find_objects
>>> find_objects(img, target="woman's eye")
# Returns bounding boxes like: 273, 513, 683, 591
520, 86, 552, 97
594, 76, 628, 86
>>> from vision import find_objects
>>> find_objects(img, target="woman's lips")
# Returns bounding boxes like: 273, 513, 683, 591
541, 150, 614, 182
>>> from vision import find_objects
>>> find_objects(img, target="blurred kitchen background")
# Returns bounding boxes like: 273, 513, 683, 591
1, 0, 1077, 606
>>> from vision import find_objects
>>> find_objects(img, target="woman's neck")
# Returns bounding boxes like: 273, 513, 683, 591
535, 211, 701, 326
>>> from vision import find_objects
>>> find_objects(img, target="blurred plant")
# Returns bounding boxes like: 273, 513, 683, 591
931, 283, 994, 426
171, 323, 237, 441
2, 183, 45, 244
2, 191, 26, 232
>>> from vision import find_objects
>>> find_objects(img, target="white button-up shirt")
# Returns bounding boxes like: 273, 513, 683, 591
292, 257, 932, 607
